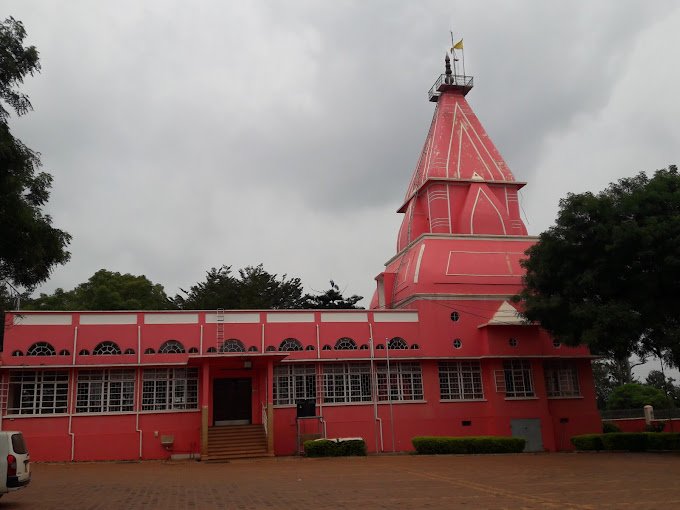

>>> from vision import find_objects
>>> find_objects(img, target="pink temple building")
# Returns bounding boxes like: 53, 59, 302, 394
0, 56, 600, 461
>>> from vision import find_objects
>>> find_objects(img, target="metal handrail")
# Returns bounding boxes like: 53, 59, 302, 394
428, 74, 474, 100
261, 403, 268, 437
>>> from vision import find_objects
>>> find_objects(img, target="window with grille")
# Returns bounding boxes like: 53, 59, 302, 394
7, 370, 69, 415
93, 341, 122, 355
438, 361, 484, 400
159, 340, 185, 354
334, 337, 357, 350
279, 338, 303, 352
387, 337, 408, 350
141, 368, 198, 411
26, 342, 56, 356
220, 339, 245, 352
323, 363, 371, 403
76, 369, 135, 413
377, 362, 423, 401
544, 361, 580, 398
273, 364, 316, 405
502, 360, 534, 398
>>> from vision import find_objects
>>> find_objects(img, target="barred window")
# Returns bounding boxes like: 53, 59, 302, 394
26, 342, 56, 356
7, 370, 69, 415
279, 338, 303, 352
377, 362, 423, 401
273, 364, 316, 405
93, 341, 121, 355
220, 339, 245, 352
142, 368, 198, 411
387, 337, 408, 350
323, 363, 371, 403
502, 360, 534, 398
544, 361, 580, 397
439, 361, 484, 400
159, 340, 185, 354
76, 369, 135, 413
334, 337, 357, 350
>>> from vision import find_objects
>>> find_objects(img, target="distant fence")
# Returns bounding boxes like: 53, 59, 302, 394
601, 408, 680, 420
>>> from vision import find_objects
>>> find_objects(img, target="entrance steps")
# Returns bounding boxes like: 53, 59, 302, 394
206, 424, 272, 462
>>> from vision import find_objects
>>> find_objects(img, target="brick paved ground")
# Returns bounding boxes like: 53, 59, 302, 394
2, 452, 679, 509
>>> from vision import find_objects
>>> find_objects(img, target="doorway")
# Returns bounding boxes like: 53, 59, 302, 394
511, 418, 543, 452
213, 378, 252, 425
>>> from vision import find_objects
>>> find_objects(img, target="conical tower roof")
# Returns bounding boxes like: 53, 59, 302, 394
396, 55, 527, 252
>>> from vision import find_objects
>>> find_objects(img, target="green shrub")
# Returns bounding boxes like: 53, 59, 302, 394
646, 432, 680, 450
601, 432, 648, 451
602, 422, 621, 434
645, 421, 666, 432
571, 434, 605, 451
411, 436, 525, 455
303, 438, 366, 457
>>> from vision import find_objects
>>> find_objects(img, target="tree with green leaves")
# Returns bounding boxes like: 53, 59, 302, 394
645, 370, 680, 407
303, 280, 363, 309
26, 269, 173, 310
175, 264, 308, 310
606, 383, 669, 410
0, 17, 71, 290
1, 17, 71, 346
516, 165, 680, 368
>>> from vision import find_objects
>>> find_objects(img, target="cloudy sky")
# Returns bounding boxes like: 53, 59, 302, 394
5, 0, 679, 328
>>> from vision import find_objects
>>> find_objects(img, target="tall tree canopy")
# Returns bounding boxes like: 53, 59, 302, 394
26, 269, 173, 310
303, 280, 363, 309
175, 264, 308, 310
516, 166, 680, 367
0, 17, 71, 289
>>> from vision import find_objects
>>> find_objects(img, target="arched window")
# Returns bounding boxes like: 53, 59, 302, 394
188, 347, 199, 354
322, 345, 331, 351
410, 344, 420, 350
27, 342, 56, 356
59, 349, 70, 356
360, 344, 369, 350
159, 340, 186, 354
11, 350, 23, 357
305, 345, 315, 351
279, 338, 302, 351
207, 347, 217, 353
93, 341, 121, 355
220, 339, 245, 352
144, 348, 155, 354
376, 344, 385, 350
124, 348, 135, 355
334, 337, 357, 350
265, 346, 276, 352
79, 349, 90, 356
388, 337, 408, 350
248, 346, 258, 352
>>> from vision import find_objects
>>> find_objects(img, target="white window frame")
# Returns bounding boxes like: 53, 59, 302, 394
76, 369, 135, 413
322, 363, 371, 403
544, 361, 580, 398
439, 361, 484, 400
141, 368, 199, 411
501, 359, 534, 398
376, 362, 423, 401
6, 370, 69, 415
273, 364, 316, 406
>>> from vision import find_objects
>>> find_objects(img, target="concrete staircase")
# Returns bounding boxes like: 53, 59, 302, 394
206, 424, 272, 462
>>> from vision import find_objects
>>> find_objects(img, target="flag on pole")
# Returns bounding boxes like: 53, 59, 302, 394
452, 38, 464, 51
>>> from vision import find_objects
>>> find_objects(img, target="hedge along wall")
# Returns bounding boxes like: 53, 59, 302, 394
303, 439, 367, 457
603, 419, 680, 433
571, 432, 680, 451
411, 436, 525, 455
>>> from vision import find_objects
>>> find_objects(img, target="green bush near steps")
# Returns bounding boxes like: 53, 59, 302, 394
571, 432, 680, 451
411, 436, 525, 455
303, 438, 367, 457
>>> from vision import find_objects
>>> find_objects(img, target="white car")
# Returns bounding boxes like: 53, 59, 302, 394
0, 431, 30, 496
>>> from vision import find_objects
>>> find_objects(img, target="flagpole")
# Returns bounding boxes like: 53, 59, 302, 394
450, 30, 458, 77
461, 46, 466, 78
